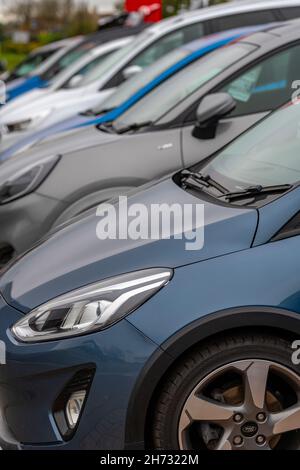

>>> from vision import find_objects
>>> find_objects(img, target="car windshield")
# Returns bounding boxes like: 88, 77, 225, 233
60, 50, 117, 89
113, 42, 255, 132
90, 47, 192, 113
71, 39, 137, 88
200, 102, 300, 191
42, 42, 101, 82
12, 49, 57, 78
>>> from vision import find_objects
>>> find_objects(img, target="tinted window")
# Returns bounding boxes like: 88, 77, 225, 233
130, 22, 204, 68
213, 10, 277, 32
42, 42, 99, 81
221, 43, 300, 116
61, 51, 113, 89
104, 22, 205, 88
11, 50, 56, 78
113, 43, 254, 132
200, 102, 300, 191
280, 6, 300, 19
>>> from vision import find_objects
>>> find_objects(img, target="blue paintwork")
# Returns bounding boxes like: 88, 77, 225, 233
5, 75, 48, 102
0, 170, 300, 449
0, 295, 158, 449
0, 24, 268, 163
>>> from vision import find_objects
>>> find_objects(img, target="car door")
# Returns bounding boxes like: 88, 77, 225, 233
182, 41, 300, 166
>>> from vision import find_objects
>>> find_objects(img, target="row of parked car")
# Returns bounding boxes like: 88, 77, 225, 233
0, 0, 300, 452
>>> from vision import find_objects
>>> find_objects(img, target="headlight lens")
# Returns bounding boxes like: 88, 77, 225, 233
0, 155, 60, 204
12, 268, 173, 343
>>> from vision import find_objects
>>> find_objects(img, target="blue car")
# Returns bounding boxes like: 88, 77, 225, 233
0, 24, 271, 163
0, 100, 299, 450
4, 25, 147, 103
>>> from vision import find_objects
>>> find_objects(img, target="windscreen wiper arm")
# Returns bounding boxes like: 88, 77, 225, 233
181, 169, 228, 195
115, 121, 153, 134
81, 107, 115, 117
218, 184, 292, 202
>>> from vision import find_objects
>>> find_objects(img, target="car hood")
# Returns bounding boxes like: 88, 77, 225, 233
0, 124, 121, 178
0, 88, 48, 117
0, 113, 95, 163
1, 88, 105, 125
0, 177, 258, 312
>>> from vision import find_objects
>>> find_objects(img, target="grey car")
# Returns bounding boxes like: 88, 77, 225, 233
1, 21, 300, 266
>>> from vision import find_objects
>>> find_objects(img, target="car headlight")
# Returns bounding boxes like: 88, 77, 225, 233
0, 155, 60, 204
11, 268, 173, 343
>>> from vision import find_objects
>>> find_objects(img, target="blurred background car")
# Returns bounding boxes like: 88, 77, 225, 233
0, 25, 266, 157
1, 20, 300, 266
0, 35, 133, 139
2, 1, 300, 135
0, 36, 82, 82
4, 23, 147, 102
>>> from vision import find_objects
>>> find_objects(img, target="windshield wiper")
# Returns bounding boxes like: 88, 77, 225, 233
81, 107, 115, 117
180, 169, 228, 195
218, 184, 292, 202
115, 121, 153, 134
97, 122, 115, 133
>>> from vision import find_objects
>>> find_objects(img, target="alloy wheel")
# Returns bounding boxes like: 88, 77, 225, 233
178, 359, 300, 450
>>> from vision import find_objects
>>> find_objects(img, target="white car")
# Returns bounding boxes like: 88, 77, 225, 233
0, 36, 82, 82
2, 0, 300, 138
0, 37, 133, 131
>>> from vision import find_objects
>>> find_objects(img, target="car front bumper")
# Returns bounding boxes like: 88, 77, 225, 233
0, 295, 158, 450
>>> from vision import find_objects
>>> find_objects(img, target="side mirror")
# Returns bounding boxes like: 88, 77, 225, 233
68, 74, 83, 88
123, 65, 143, 80
193, 93, 236, 140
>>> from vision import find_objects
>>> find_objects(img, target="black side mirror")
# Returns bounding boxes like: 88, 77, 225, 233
192, 93, 236, 140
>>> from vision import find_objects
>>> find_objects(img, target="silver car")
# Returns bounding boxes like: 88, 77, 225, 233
2, 0, 300, 138
1, 21, 300, 265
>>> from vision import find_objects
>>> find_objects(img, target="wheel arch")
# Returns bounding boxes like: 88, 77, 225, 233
124, 306, 300, 449
49, 179, 146, 228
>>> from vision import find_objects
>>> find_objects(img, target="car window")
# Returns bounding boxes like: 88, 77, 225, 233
200, 102, 300, 191
91, 48, 190, 113
103, 22, 205, 89
113, 42, 255, 132
213, 10, 278, 32
12, 50, 56, 77
130, 23, 204, 68
61, 51, 115, 89
280, 6, 300, 19
69, 40, 137, 88
42, 41, 100, 81
220, 43, 300, 117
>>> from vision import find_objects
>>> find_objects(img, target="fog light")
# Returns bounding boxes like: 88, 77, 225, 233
66, 390, 86, 429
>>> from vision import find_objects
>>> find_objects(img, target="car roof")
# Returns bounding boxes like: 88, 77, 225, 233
32, 36, 83, 54
237, 17, 300, 46
145, 0, 300, 34
181, 23, 282, 52
78, 23, 148, 46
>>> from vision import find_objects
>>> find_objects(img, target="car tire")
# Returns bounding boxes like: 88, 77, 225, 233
152, 332, 300, 450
